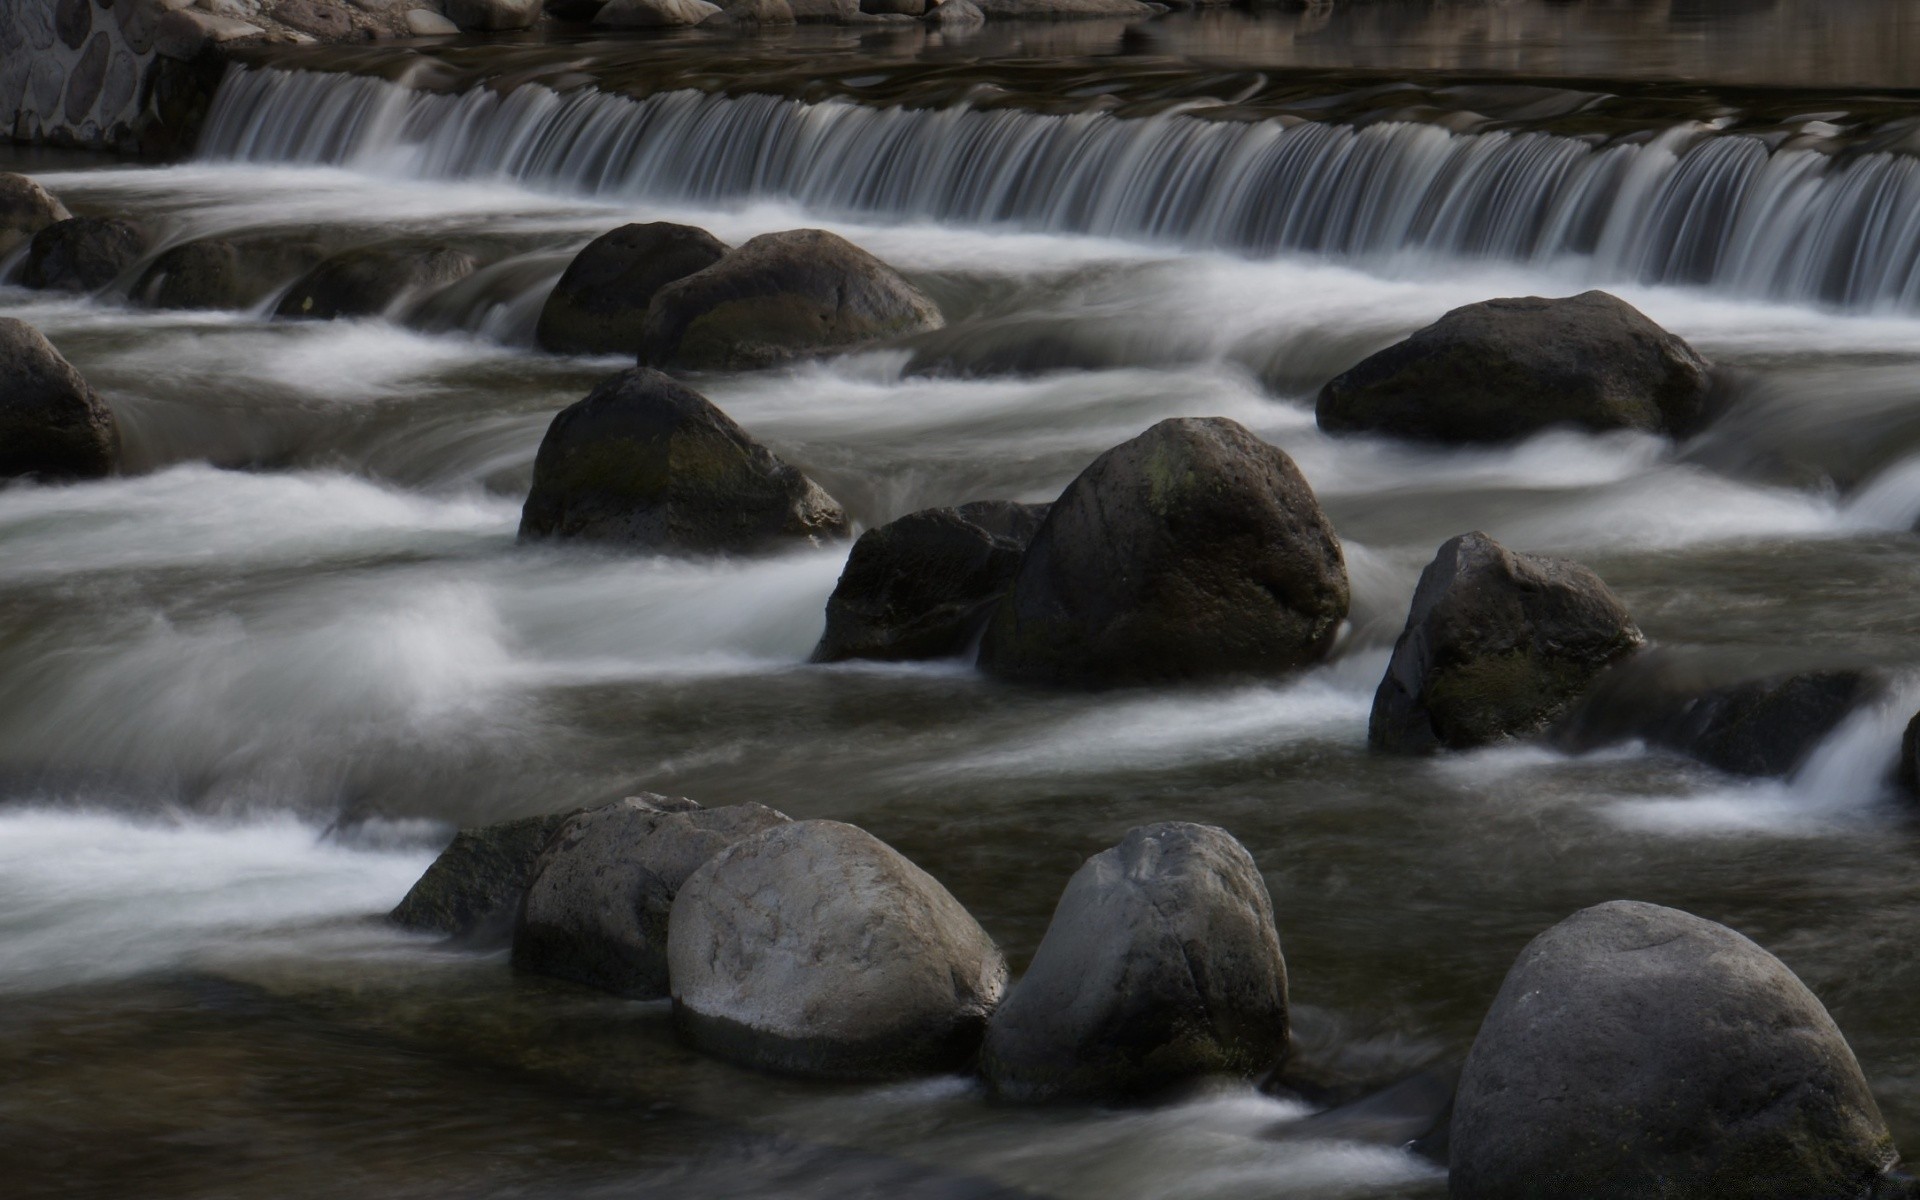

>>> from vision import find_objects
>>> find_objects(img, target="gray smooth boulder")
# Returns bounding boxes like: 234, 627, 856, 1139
1317, 291, 1714, 444
978, 417, 1349, 687
536, 222, 728, 355
981, 822, 1289, 1102
812, 500, 1049, 663
0, 318, 120, 482
274, 242, 478, 320
19, 216, 148, 293
518, 368, 847, 552
1370, 531, 1644, 754
1450, 900, 1898, 1200
512, 795, 790, 998
972, 0, 1156, 14
133, 236, 328, 311
592, 0, 721, 23
667, 819, 1008, 1079
0, 174, 71, 259
444, 0, 541, 27
639, 228, 942, 371
389, 809, 577, 946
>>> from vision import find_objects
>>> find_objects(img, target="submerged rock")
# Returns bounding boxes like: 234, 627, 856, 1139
1450, 900, 1898, 1200
133, 236, 328, 311
981, 822, 1289, 1102
513, 795, 790, 998
1317, 291, 1714, 444
0, 318, 120, 482
1556, 652, 1884, 777
0, 174, 71, 260
19, 216, 148, 293
812, 500, 1049, 664
536, 222, 728, 355
274, 243, 479, 320
667, 819, 1008, 1079
640, 229, 942, 370
518, 368, 847, 552
977, 417, 1348, 687
1370, 531, 1644, 754
389, 809, 578, 946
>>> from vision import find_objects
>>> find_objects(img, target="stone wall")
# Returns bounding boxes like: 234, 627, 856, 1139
3, 0, 160, 153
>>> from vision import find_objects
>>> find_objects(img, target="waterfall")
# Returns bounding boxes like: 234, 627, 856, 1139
197, 65, 1920, 311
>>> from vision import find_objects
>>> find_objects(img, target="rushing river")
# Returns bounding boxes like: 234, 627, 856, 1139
9, 7, 1920, 1198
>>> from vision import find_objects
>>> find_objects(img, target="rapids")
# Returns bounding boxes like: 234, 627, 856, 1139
9, 9, 1920, 1199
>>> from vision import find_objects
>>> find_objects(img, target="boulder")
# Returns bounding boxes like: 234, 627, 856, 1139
444, 0, 541, 26
1449, 900, 1898, 1200
0, 318, 120, 482
789, 0, 857, 19
1369, 531, 1644, 754
403, 7, 459, 30
270, 0, 355, 37
971, 0, 1157, 15
0, 174, 71, 260
153, 8, 265, 58
133, 236, 328, 311
715, 0, 795, 19
512, 795, 790, 998
273, 243, 478, 320
929, 0, 984, 24
667, 819, 1008, 1079
1317, 291, 1715, 444
388, 809, 576, 945
639, 229, 942, 371
19, 216, 149, 293
592, 0, 719, 23
518, 368, 847, 552
1901, 711, 1920, 798
860, 0, 922, 13
981, 822, 1289, 1102
977, 417, 1349, 687
813, 500, 1049, 664
1556, 653, 1883, 777
535, 222, 728, 356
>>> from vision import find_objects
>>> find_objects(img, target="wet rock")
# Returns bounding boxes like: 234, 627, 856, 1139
789, 0, 858, 19
0, 317, 120, 482
536, 222, 729, 356
982, 822, 1289, 1102
592, 0, 719, 23
1370, 531, 1644, 754
388, 809, 577, 945
153, 8, 265, 57
19, 216, 148, 293
972, 0, 1157, 15
273, 243, 478, 320
518, 367, 847, 552
133, 236, 328, 311
929, 0, 984, 24
714, 0, 795, 20
1317, 291, 1714, 444
1900, 712, 1920, 798
0, 174, 72, 259
813, 500, 1049, 664
668, 819, 1008, 1079
404, 7, 459, 30
1450, 900, 1898, 1200
1556, 652, 1884, 777
271, 0, 356, 36
513, 795, 790, 998
640, 228, 942, 371
978, 417, 1349, 687
444, 0, 541, 26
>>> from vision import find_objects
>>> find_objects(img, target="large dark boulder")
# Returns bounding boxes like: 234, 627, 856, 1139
0, 318, 119, 482
1556, 652, 1884, 777
977, 417, 1349, 687
667, 819, 1008, 1079
981, 822, 1289, 1102
0, 174, 71, 259
518, 368, 848, 552
812, 500, 1049, 664
274, 243, 479, 320
1449, 900, 1898, 1200
1317, 291, 1714, 444
639, 228, 943, 370
389, 809, 577, 946
512, 794, 790, 998
19, 216, 148, 293
134, 236, 328, 312
1370, 531, 1644, 754
536, 222, 728, 355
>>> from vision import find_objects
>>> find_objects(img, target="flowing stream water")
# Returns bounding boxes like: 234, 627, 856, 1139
9, 6, 1920, 1198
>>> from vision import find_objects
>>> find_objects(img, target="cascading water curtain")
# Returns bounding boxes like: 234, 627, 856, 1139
197, 64, 1920, 311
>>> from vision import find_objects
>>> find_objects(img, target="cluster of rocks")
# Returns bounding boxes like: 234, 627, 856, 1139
576, 0, 1158, 29
393, 800, 1292, 1090
391, 798, 1909, 1195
